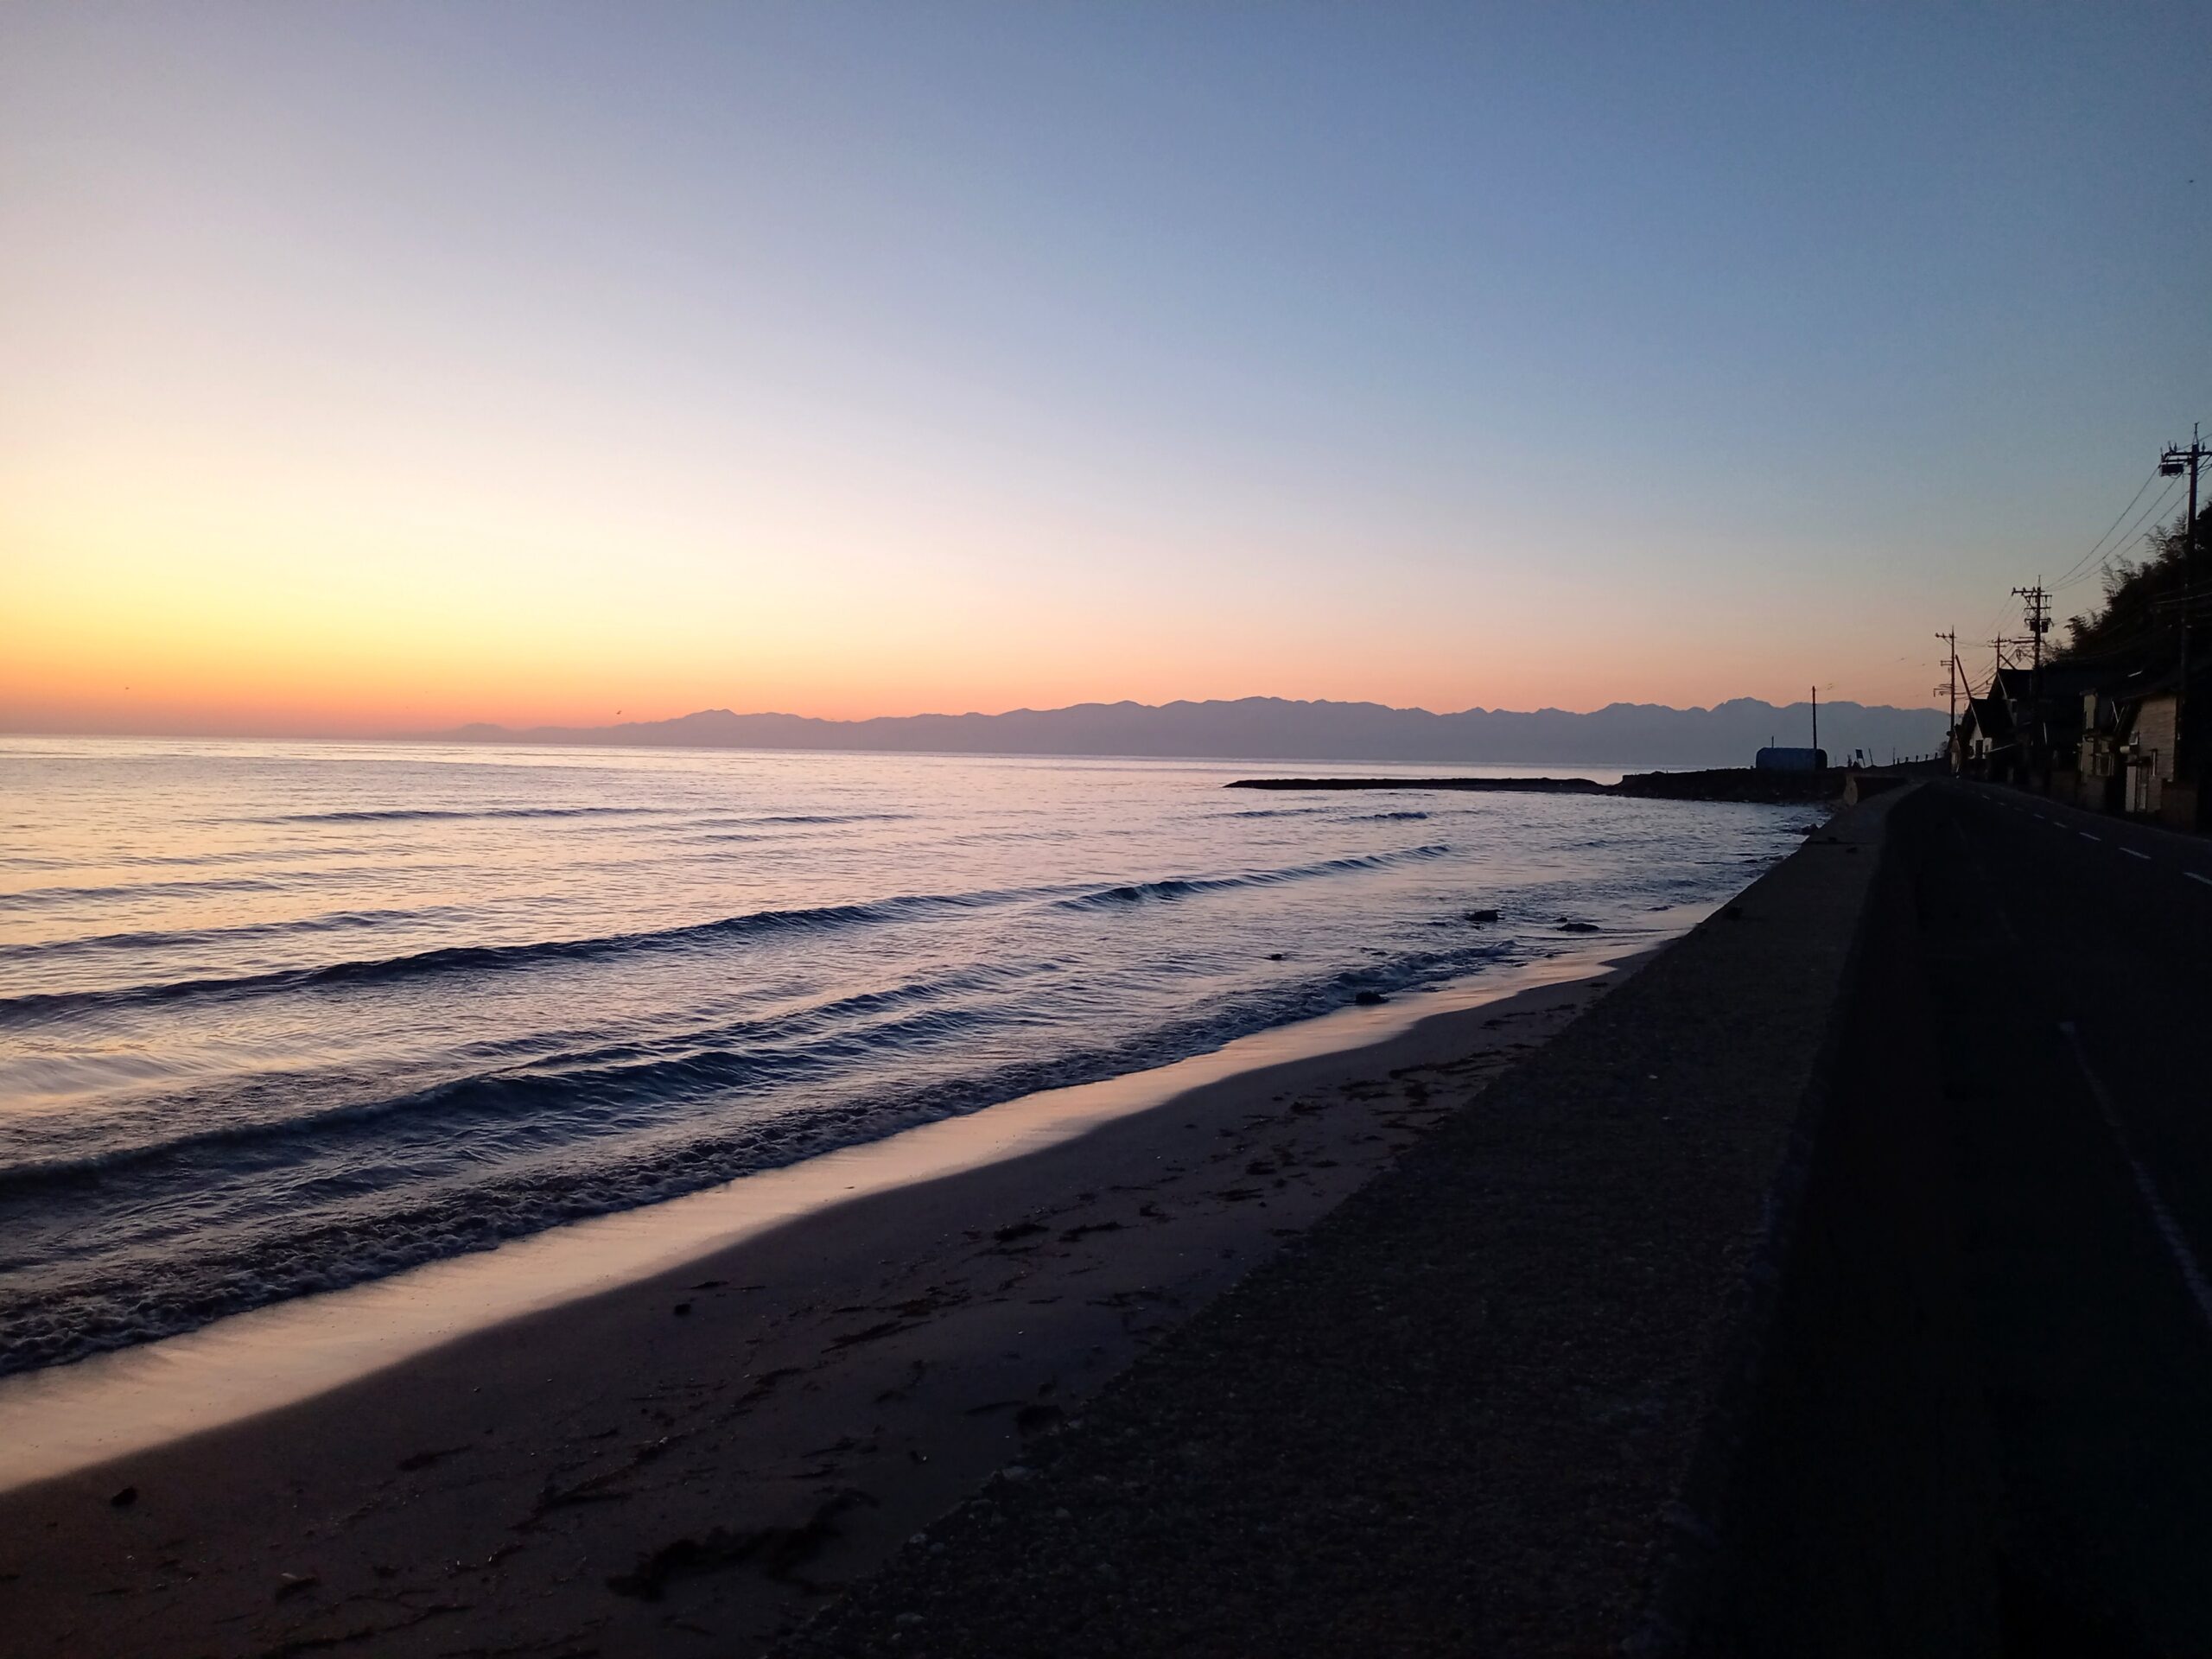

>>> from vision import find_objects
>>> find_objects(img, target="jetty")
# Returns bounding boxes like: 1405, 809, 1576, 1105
1224, 765, 1913, 804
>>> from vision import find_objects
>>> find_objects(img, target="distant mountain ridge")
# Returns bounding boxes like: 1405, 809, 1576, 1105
442, 696, 1946, 769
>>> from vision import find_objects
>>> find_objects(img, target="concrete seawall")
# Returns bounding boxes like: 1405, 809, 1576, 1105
786, 791, 1929, 1654
1649, 782, 2002, 1654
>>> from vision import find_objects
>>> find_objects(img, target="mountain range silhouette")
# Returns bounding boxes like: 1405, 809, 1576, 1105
443, 696, 1944, 768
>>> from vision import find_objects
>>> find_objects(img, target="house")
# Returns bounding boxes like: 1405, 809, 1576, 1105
2076, 684, 2126, 812
1952, 696, 2013, 776
1988, 662, 2102, 786
2126, 690, 2179, 815
2106, 670, 2183, 818
2062, 656, 2205, 827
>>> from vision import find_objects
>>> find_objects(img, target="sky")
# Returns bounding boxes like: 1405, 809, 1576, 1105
3, 4, 2209, 736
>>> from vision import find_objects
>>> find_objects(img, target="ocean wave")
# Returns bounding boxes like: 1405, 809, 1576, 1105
0, 886, 1039, 1028
0, 847, 1453, 1022
0, 906, 472, 966
26, 844, 376, 874
1056, 845, 1451, 911
0, 1040, 807, 1198
0, 874, 290, 912
748, 813, 911, 825
252, 805, 670, 823
687, 812, 912, 829
0, 964, 1037, 1192
680, 814, 913, 842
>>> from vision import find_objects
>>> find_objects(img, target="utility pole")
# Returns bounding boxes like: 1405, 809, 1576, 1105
1935, 629, 1960, 770
2012, 582, 2051, 773
1936, 629, 1958, 736
2012, 583, 2050, 680
1810, 684, 1818, 765
2161, 424, 2208, 773
2164, 421, 2206, 566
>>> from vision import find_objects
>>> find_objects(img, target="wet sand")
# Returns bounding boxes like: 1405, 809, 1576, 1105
0, 962, 1639, 1658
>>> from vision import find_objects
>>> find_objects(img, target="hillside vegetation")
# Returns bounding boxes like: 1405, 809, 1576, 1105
2058, 500, 2212, 666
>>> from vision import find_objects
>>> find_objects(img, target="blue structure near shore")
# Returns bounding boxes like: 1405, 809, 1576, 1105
1755, 747, 1827, 772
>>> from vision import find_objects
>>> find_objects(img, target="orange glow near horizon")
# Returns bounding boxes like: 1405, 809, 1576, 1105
3, 426, 1937, 737
4, 567, 1928, 739
5, 582, 1936, 739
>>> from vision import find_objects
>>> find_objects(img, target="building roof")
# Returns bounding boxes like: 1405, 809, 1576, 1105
1990, 662, 2105, 707
1960, 696, 2013, 745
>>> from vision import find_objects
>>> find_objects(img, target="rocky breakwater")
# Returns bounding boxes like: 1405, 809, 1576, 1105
1224, 769, 1849, 804
1612, 766, 1847, 804
1224, 776, 1611, 794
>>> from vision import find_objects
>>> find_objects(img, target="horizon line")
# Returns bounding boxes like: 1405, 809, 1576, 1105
3, 689, 1944, 747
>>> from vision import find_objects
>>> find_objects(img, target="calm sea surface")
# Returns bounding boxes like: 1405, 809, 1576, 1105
0, 738, 1808, 1375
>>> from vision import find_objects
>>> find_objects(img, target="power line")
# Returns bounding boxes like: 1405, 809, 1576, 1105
1968, 636, 2034, 701
1969, 467, 2162, 652
1972, 588, 2022, 650
2050, 466, 2163, 588
2053, 474, 2187, 595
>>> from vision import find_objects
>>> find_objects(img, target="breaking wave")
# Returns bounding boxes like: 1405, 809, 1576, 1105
1057, 845, 1450, 909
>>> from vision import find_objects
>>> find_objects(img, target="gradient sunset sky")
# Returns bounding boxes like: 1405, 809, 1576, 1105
4, 4, 2209, 736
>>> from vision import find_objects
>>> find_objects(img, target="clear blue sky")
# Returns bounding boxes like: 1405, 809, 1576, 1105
4, 3, 2208, 731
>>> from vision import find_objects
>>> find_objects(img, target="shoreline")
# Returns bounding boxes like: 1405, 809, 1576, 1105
0, 943, 1640, 1496
0, 945, 1656, 1657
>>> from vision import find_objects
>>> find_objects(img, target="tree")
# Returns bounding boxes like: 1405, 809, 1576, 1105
2056, 499, 2212, 667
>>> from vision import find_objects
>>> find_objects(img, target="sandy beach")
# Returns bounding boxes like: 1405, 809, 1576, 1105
10, 1, 2170, 1646
0, 958, 1638, 1658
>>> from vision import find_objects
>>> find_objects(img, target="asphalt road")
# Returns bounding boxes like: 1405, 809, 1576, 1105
1914, 782, 2212, 1654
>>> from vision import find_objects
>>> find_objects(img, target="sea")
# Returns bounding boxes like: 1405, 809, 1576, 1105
0, 737, 1810, 1377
